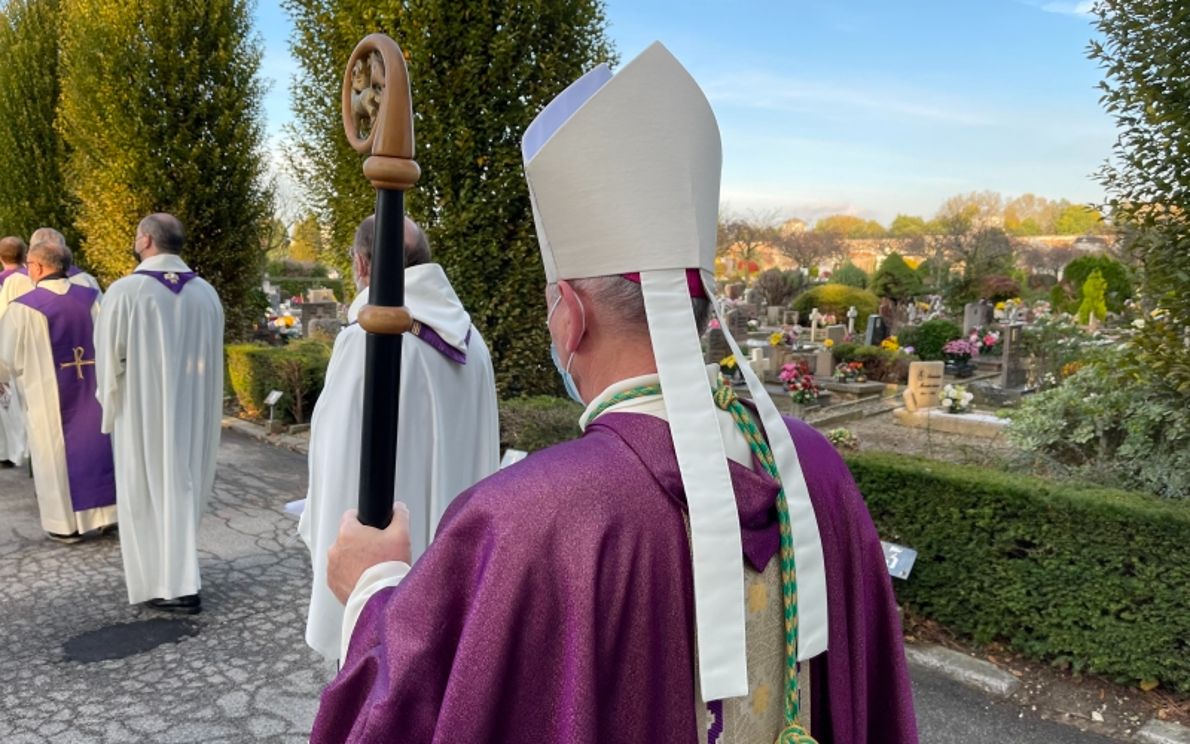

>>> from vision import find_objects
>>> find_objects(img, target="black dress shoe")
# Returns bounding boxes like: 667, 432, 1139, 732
46, 531, 83, 544
145, 595, 202, 615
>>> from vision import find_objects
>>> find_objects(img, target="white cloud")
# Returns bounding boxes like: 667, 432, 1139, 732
702, 69, 991, 127
1038, 1, 1095, 16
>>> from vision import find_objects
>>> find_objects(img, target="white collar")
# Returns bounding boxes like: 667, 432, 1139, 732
136, 254, 191, 273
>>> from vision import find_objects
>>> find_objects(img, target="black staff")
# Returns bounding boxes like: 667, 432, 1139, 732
340, 34, 421, 528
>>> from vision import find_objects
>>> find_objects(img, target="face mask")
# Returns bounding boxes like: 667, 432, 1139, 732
547, 294, 585, 404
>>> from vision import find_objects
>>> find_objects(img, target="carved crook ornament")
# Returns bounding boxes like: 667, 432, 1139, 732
340, 34, 421, 191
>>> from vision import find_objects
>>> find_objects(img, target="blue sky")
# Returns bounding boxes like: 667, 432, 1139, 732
253, 0, 1113, 225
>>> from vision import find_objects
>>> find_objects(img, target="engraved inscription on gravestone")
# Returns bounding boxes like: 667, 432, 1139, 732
904, 360, 945, 412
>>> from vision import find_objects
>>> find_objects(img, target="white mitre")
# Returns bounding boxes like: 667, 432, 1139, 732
523, 42, 828, 702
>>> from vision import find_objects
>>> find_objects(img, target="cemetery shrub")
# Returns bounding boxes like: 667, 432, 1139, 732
791, 285, 878, 328
829, 261, 869, 289
978, 274, 1021, 302
754, 268, 801, 307
1061, 255, 1131, 314
1019, 315, 1095, 385
847, 451, 1190, 691
1077, 269, 1109, 325
285, 0, 615, 397
225, 341, 332, 424
1007, 351, 1190, 500
833, 344, 917, 383
499, 396, 583, 453
896, 318, 961, 361
871, 251, 923, 301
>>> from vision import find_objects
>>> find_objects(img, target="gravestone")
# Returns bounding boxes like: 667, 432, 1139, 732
809, 307, 825, 343
705, 328, 730, 364
981, 300, 995, 327
744, 286, 764, 309
963, 302, 982, 335
904, 361, 945, 412
846, 305, 859, 334
300, 302, 338, 337
826, 324, 846, 347
306, 318, 342, 341
1000, 323, 1028, 388
307, 287, 337, 303
814, 349, 834, 379
864, 315, 888, 347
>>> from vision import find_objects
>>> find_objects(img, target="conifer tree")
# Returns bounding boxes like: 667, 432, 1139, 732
58, 0, 272, 335
284, 0, 616, 395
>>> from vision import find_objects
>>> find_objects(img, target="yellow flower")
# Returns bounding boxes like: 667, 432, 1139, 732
881, 336, 900, 351
824, 339, 834, 348
994, 301, 1006, 311
719, 354, 737, 369
769, 331, 784, 347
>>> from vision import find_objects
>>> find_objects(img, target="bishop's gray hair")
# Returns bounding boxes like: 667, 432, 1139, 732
563, 275, 712, 338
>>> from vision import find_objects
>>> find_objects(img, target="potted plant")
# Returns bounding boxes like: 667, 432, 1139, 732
942, 338, 980, 378
780, 361, 822, 413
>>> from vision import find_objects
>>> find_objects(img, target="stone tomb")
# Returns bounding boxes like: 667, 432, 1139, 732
864, 315, 889, 347
825, 324, 847, 347
999, 323, 1028, 389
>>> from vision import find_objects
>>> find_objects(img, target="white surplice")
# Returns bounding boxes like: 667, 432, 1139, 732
93, 254, 223, 603
0, 278, 116, 533
0, 270, 29, 465
299, 263, 500, 661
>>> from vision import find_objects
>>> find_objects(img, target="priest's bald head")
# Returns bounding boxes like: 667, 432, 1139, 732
0, 236, 26, 268
134, 212, 185, 261
350, 214, 430, 291
26, 233, 72, 283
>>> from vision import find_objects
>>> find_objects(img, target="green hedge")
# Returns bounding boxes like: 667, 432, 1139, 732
499, 395, 583, 453
225, 341, 332, 424
792, 284, 878, 329
271, 277, 345, 303
846, 451, 1190, 691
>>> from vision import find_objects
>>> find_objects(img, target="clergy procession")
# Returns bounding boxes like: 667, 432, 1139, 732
0, 27, 918, 744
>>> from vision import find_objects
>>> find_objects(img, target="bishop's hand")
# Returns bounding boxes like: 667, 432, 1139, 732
327, 504, 412, 604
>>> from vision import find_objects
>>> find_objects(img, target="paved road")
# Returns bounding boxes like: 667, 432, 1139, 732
0, 430, 1123, 743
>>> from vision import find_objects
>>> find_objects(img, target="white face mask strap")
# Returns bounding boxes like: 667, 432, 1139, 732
702, 273, 830, 661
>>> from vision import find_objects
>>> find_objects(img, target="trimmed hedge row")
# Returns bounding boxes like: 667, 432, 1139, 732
271, 277, 345, 303
846, 451, 1190, 691
499, 395, 583, 453
225, 341, 332, 424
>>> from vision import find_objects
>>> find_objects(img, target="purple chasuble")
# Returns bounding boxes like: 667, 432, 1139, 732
0, 266, 28, 286
311, 413, 918, 744
14, 285, 115, 512
134, 269, 198, 294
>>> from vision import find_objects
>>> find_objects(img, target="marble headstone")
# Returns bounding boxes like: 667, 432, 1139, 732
904, 361, 945, 412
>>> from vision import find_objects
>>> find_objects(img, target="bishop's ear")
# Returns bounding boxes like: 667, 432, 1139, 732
553, 280, 587, 355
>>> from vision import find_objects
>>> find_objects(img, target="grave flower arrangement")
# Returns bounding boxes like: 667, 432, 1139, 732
880, 335, 900, 352
942, 338, 980, 363
826, 427, 860, 450
834, 361, 865, 382
719, 354, 740, 380
939, 383, 974, 414
970, 328, 1001, 355
780, 361, 820, 404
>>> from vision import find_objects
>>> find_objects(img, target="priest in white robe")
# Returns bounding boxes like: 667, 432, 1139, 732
93, 213, 223, 615
0, 238, 116, 540
298, 215, 499, 661
0, 236, 30, 467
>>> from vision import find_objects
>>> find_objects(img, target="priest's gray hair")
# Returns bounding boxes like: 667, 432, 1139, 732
27, 237, 72, 274
352, 215, 431, 269
0, 236, 26, 264
139, 213, 185, 254
563, 276, 712, 337
29, 227, 67, 252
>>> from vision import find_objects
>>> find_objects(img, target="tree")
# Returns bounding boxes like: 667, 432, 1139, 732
288, 214, 324, 264
263, 216, 291, 261
1063, 254, 1132, 313
776, 229, 846, 272
1090, 0, 1190, 394
58, 0, 272, 336
871, 251, 922, 301
0, 0, 75, 246
814, 214, 884, 239
754, 268, 801, 307
1003, 193, 1059, 235
718, 214, 777, 264
829, 260, 868, 289
285, 0, 615, 396
1053, 203, 1103, 235
1078, 269, 1108, 325
888, 214, 927, 239
955, 227, 1016, 282
935, 190, 1004, 230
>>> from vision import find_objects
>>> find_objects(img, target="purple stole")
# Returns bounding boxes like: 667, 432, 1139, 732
14, 285, 116, 512
134, 269, 198, 294
66, 265, 81, 277
0, 266, 28, 286
409, 321, 470, 364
